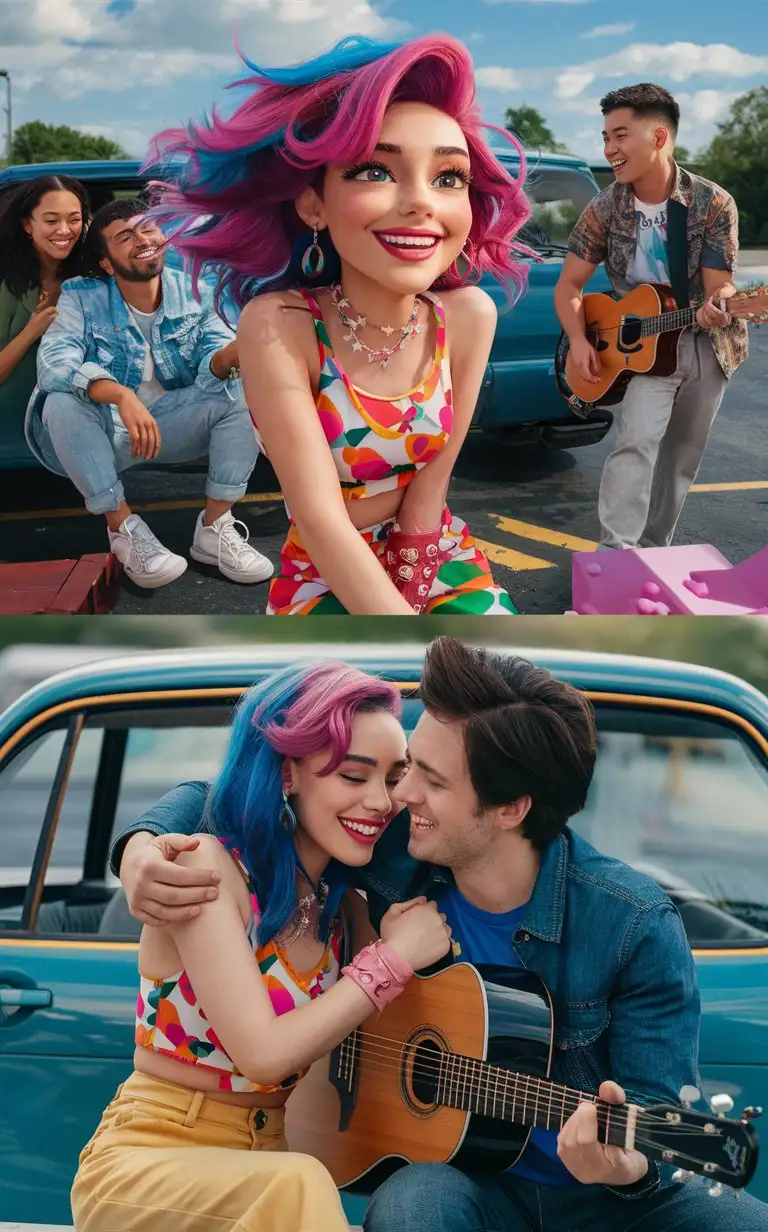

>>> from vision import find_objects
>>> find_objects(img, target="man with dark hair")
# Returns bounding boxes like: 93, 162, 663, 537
24, 198, 272, 588
555, 83, 747, 551
105, 637, 768, 1231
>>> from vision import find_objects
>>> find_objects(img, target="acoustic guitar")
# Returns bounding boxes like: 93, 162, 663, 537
554, 282, 768, 417
285, 963, 760, 1196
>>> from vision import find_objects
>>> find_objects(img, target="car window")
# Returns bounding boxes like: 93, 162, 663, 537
573, 709, 768, 946
520, 166, 597, 248
3, 694, 765, 948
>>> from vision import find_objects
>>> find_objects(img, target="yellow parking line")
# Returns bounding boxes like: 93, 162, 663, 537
488, 515, 598, 553
690, 481, 768, 492
0, 491, 283, 524
472, 538, 555, 571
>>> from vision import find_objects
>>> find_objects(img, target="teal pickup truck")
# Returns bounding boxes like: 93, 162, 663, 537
0, 645, 767, 1227
0, 152, 613, 471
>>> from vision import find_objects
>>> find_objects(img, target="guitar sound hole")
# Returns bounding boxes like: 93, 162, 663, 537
400, 1029, 450, 1117
411, 1038, 442, 1104
618, 316, 643, 350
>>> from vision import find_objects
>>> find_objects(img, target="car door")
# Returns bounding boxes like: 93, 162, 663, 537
0, 695, 234, 1226
571, 698, 768, 1202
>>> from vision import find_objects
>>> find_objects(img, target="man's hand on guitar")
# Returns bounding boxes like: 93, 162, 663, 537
568, 334, 602, 385
556, 1080, 649, 1187
696, 282, 735, 330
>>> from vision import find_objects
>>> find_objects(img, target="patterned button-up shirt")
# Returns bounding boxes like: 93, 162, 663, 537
568, 164, 747, 379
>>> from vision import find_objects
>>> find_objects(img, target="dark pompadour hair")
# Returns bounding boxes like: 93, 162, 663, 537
600, 82, 680, 134
88, 196, 147, 258
419, 637, 598, 850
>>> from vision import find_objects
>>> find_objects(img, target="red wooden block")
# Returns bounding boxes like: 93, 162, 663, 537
0, 553, 122, 615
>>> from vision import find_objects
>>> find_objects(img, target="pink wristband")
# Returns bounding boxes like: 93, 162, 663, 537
342, 940, 413, 1012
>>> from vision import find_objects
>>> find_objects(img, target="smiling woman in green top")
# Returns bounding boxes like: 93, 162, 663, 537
0, 175, 92, 441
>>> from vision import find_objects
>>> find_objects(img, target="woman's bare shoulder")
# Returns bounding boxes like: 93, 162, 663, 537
440, 284, 498, 326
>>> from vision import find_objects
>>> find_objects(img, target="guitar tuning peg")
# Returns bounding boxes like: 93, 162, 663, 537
709, 1093, 734, 1117
678, 1085, 700, 1108
708, 1182, 725, 1198
742, 1106, 763, 1121
671, 1169, 695, 1184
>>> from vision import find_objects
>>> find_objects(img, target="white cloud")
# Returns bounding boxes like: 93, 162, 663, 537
555, 42, 768, 98
581, 22, 636, 39
0, 0, 408, 100
475, 66, 525, 90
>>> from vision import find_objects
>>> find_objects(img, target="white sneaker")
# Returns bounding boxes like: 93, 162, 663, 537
190, 509, 274, 584
108, 514, 188, 589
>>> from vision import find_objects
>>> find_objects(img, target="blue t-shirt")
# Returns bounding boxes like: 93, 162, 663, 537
438, 886, 576, 1186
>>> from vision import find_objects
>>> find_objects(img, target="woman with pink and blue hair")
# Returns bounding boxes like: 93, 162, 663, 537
71, 660, 451, 1232
147, 33, 532, 615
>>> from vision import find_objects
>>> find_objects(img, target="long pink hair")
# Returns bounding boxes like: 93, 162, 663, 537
145, 33, 532, 313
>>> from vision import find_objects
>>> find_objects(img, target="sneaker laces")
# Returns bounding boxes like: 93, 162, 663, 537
125, 521, 166, 571
217, 515, 258, 569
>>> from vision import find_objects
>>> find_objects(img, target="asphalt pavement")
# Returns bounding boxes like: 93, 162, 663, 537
2, 323, 766, 618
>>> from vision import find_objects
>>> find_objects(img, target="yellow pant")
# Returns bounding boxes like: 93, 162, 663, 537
71, 1071, 350, 1232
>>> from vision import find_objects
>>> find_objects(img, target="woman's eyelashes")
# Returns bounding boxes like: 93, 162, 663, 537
341, 160, 472, 189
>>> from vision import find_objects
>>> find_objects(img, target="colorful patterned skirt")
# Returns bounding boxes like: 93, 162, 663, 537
266, 508, 518, 616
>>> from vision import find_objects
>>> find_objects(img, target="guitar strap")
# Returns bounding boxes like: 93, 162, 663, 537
666, 198, 690, 309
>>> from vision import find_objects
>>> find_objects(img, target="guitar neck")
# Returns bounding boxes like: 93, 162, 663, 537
640, 306, 697, 337
439, 1052, 635, 1149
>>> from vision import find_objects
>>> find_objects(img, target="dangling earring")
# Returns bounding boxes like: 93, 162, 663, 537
455, 247, 473, 281
281, 789, 298, 834
301, 227, 325, 279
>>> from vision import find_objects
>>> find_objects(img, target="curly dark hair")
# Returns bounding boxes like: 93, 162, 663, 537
600, 83, 680, 135
0, 175, 92, 299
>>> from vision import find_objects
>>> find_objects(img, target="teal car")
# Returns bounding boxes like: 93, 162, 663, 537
0, 645, 767, 1226
0, 152, 613, 471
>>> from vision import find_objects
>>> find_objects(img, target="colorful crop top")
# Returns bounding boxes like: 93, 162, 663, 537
300, 288, 453, 504
135, 848, 343, 1093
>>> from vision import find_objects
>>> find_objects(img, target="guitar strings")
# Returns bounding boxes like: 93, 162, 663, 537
334, 1048, 740, 1171
335, 1034, 739, 1147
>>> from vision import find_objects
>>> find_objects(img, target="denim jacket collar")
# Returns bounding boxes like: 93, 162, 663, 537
514, 832, 568, 943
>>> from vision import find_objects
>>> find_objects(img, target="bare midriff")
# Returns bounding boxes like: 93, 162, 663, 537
133, 1045, 293, 1109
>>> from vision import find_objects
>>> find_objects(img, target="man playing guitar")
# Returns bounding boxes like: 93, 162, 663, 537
554, 84, 747, 550
113, 638, 768, 1232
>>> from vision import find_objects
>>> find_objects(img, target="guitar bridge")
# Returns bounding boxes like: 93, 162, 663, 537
330, 1026, 361, 1131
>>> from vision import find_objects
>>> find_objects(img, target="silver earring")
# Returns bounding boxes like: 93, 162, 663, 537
281, 790, 297, 834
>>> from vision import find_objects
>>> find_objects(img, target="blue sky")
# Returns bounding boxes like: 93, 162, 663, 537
2, 0, 766, 164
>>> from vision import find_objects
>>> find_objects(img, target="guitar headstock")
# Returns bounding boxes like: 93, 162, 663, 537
634, 1094, 761, 1191
728, 285, 768, 323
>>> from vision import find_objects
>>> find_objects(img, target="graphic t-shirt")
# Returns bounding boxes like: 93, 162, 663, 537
437, 886, 576, 1187
627, 197, 670, 286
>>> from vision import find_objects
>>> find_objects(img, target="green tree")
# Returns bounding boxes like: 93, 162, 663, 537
504, 105, 569, 154
696, 86, 768, 244
10, 120, 131, 166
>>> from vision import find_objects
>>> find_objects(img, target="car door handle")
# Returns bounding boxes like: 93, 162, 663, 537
0, 987, 52, 1008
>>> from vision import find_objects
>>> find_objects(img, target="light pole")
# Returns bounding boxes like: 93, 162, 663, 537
0, 71, 11, 165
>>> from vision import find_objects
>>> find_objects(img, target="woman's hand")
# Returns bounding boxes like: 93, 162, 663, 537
380, 896, 452, 970
23, 304, 58, 342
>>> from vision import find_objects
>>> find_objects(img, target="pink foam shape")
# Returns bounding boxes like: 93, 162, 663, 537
586, 564, 602, 576
570, 544, 767, 616
688, 546, 768, 606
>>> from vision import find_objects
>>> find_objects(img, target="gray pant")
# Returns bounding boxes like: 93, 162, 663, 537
598, 330, 728, 548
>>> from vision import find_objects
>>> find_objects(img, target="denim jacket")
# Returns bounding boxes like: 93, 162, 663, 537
25, 267, 240, 454
112, 781, 701, 1200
